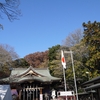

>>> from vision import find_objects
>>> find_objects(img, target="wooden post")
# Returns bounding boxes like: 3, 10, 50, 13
36, 86, 38, 100
27, 85, 29, 100
18, 90, 22, 100
30, 85, 31, 100
23, 86, 25, 100
32, 85, 34, 100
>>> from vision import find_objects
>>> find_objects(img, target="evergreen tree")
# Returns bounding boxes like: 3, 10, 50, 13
48, 45, 63, 77
82, 21, 100, 77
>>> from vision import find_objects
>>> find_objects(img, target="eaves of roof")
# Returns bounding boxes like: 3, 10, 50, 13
9, 75, 61, 83
82, 76, 100, 86
85, 83, 100, 90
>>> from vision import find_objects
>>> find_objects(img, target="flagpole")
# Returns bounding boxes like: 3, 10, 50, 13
64, 50, 79, 100
62, 66, 67, 91
61, 50, 67, 100
70, 50, 78, 100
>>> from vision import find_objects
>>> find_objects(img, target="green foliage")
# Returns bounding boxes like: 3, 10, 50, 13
48, 45, 64, 78
0, 64, 11, 78
48, 45, 60, 61
12, 58, 29, 68
0, 44, 19, 78
64, 42, 89, 89
62, 27, 100, 91
0, 70, 10, 79
49, 60, 63, 78
82, 21, 100, 72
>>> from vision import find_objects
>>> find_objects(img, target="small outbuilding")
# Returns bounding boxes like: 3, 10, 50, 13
80, 76, 100, 100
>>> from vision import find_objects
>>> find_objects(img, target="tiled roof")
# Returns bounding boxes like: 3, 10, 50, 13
0, 66, 61, 83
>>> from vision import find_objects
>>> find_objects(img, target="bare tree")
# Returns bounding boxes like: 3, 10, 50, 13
0, 0, 21, 29
62, 29, 83, 47
0, 44, 19, 67
0, 24, 3, 30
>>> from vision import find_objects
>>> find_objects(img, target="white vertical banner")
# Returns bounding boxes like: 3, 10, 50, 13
61, 50, 66, 69
40, 94, 43, 100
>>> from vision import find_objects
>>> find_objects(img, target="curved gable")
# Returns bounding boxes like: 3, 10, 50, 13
12, 66, 44, 78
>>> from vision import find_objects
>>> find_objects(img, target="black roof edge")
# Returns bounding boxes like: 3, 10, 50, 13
85, 83, 100, 90
82, 76, 100, 86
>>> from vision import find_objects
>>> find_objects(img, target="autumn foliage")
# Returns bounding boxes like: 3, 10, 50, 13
24, 51, 49, 68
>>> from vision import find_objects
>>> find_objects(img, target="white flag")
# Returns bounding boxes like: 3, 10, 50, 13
61, 50, 66, 69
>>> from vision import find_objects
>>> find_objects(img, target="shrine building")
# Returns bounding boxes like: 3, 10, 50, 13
0, 66, 61, 100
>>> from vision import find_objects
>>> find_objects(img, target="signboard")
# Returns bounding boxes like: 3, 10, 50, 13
57, 91, 74, 96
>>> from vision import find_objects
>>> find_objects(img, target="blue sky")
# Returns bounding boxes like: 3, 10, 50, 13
0, 0, 100, 58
